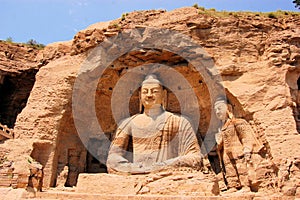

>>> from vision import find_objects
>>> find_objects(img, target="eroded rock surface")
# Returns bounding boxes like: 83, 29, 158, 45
0, 7, 299, 198
76, 170, 219, 196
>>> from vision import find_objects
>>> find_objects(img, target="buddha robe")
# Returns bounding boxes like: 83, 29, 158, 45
216, 118, 264, 189
107, 111, 202, 174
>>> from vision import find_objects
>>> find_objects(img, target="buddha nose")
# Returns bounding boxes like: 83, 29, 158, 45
146, 91, 153, 97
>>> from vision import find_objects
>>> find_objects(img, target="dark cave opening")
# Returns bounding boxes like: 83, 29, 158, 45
295, 76, 300, 133
0, 69, 38, 128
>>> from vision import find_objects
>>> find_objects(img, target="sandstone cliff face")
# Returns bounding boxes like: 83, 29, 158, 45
0, 40, 74, 187
1, 7, 300, 197
0, 40, 72, 128
0, 41, 39, 128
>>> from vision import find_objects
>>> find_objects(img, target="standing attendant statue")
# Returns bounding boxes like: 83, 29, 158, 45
107, 74, 203, 174
214, 97, 266, 192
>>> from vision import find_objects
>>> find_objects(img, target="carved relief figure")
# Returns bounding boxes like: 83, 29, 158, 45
107, 74, 203, 174
214, 97, 268, 192
28, 160, 43, 192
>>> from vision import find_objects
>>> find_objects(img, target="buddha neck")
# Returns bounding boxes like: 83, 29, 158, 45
222, 116, 232, 126
143, 105, 164, 118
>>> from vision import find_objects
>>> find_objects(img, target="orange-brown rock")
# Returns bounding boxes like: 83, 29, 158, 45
76, 171, 219, 196
0, 7, 299, 198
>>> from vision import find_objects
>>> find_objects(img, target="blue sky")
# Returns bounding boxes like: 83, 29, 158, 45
0, 0, 298, 45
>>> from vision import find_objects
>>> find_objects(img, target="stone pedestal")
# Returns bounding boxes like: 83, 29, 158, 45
76, 171, 219, 196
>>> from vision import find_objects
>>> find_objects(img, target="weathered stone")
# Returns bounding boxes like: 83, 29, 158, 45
76, 171, 219, 196
0, 6, 299, 199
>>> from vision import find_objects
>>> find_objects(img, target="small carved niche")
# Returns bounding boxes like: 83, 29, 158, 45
294, 77, 300, 133
285, 70, 300, 134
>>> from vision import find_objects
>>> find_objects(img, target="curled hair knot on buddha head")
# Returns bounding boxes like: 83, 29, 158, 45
142, 74, 162, 85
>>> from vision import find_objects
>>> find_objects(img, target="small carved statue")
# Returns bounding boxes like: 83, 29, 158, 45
214, 97, 266, 192
28, 160, 43, 192
56, 165, 69, 188
107, 74, 203, 174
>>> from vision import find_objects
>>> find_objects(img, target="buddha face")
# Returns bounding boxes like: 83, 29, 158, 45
214, 102, 228, 121
141, 83, 163, 109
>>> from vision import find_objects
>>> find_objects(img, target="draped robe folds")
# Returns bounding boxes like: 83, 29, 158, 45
107, 111, 202, 174
216, 118, 265, 189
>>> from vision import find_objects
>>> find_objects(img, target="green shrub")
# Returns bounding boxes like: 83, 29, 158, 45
121, 13, 128, 21
268, 13, 277, 18
199, 6, 205, 11
192, 3, 199, 9
5, 37, 13, 43
26, 39, 45, 49
195, 8, 298, 18
233, 13, 239, 18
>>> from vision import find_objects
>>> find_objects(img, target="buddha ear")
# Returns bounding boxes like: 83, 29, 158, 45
139, 91, 143, 113
162, 89, 168, 110
227, 104, 234, 119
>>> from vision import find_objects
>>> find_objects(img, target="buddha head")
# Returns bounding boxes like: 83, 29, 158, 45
214, 97, 233, 121
140, 74, 167, 112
